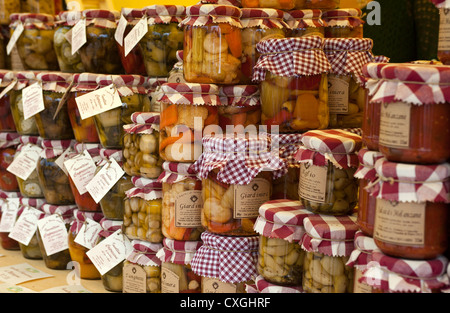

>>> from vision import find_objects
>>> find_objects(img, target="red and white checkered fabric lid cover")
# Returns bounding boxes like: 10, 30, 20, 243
250, 275, 304, 293
284, 9, 325, 29
159, 83, 221, 106
40, 203, 77, 223
322, 8, 364, 28
126, 177, 162, 200
126, 239, 162, 266
37, 71, 74, 93
294, 129, 362, 169
430, 0, 450, 8
192, 134, 285, 185
17, 135, 42, 150
147, 77, 168, 92
96, 74, 148, 96
143, 5, 186, 25
367, 158, 450, 203
156, 237, 203, 265
73, 142, 102, 157
0, 132, 20, 148
40, 139, 75, 158
191, 231, 259, 283
120, 8, 144, 24
354, 148, 385, 182
301, 214, 359, 257
269, 132, 303, 178
19, 197, 46, 210
196, 0, 242, 7
345, 230, 379, 271
124, 112, 160, 135
240, 8, 289, 29
99, 218, 123, 238
157, 161, 199, 183
253, 36, 331, 82
0, 190, 21, 200
254, 199, 314, 243
72, 73, 100, 92
96, 148, 123, 167
131, 176, 162, 189
0, 70, 13, 87
12, 71, 37, 90
82, 9, 120, 28
57, 10, 82, 26
70, 209, 104, 234
218, 85, 260, 107
180, 4, 242, 28
362, 62, 390, 98
18, 13, 56, 29
371, 63, 450, 105
361, 251, 449, 293
131, 112, 160, 124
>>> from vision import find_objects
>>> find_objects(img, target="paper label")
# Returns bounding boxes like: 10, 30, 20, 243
202, 277, 237, 293
55, 147, 74, 176
298, 163, 328, 203
6, 144, 42, 180
174, 190, 203, 228
0, 199, 20, 232
161, 267, 179, 293
124, 17, 148, 57
328, 75, 350, 113
8, 206, 41, 246
6, 22, 24, 55
168, 72, 186, 84
114, 15, 128, 46
37, 214, 69, 256
64, 150, 97, 195
233, 178, 271, 219
86, 159, 125, 203
71, 18, 87, 55
0, 79, 17, 99
122, 263, 148, 293
379, 102, 411, 148
0, 283, 38, 293
439, 9, 450, 50
75, 83, 123, 120
0, 263, 53, 285
64, 27, 73, 45
22, 82, 45, 121
74, 218, 102, 250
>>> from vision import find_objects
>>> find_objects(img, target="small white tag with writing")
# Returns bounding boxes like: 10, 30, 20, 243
86, 158, 125, 203
114, 14, 128, 46
71, 18, 87, 55
75, 83, 123, 120
7, 143, 42, 180
0, 199, 20, 232
74, 218, 102, 250
22, 82, 45, 120
37, 214, 69, 256
124, 17, 147, 57
64, 150, 97, 195
8, 206, 42, 246
6, 22, 24, 55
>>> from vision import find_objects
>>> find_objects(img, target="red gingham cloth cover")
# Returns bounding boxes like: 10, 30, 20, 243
156, 237, 203, 265
191, 231, 259, 283
157, 161, 199, 184
57, 10, 82, 26
0, 132, 20, 148
17, 202, 45, 219
40, 203, 77, 224
180, 4, 242, 28
253, 36, 331, 82
147, 77, 168, 93
17, 13, 56, 30
254, 199, 314, 243
73, 142, 102, 156
0, 70, 13, 87
12, 71, 37, 91
143, 5, 186, 25
354, 148, 385, 182
37, 71, 73, 93
126, 177, 162, 200
124, 112, 160, 135
284, 9, 325, 30
19, 197, 46, 210
40, 139, 75, 159
17, 135, 42, 151
240, 8, 289, 29
82, 9, 120, 28
345, 230, 380, 271
429, 0, 450, 8
158, 83, 221, 106
96, 74, 148, 96
192, 134, 285, 185
69, 209, 104, 234
218, 85, 260, 107
130, 112, 160, 124
196, 0, 242, 7
321, 8, 364, 28
71, 73, 100, 92
99, 218, 123, 238
126, 239, 162, 266
120, 8, 144, 24
367, 158, 450, 203
371, 63, 450, 105
270, 132, 303, 178
0, 190, 21, 200
300, 214, 359, 257
131, 176, 163, 189
294, 129, 362, 169
361, 251, 449, 293
362, 62, 391, 99
246, 275, 304, 293
96, 148, 123, 167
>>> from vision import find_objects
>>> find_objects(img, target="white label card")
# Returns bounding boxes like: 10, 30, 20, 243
22, 82, 45, 120
0, 79, 17, 99
37, 214, 69, 256
114, 15, 128, 46
8, 206, 41, 246
75, 84, 123, 120
0, 263, 53, 285
55, 147, 74, 176
6, 22, 24, 55
6, 144, 43, 180
64, 150, 97, 195
86, 159, 125, 203
74, 218, 102, 250
71, 18, 87, 55
0, 199, 20, 233
124, 17, 148, 57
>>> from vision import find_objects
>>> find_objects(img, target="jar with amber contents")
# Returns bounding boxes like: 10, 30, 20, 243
159, 83, 220, 163
157, 238, 202, 293
0, 196, 21, 250
68, 210, 104, 279
322, 9, 364, 38
438, 6, 450, 65
0, 70, 16, 132
181, 4, 242, 84
253, 36, 330, 133
14, 136, 44, 198
368, 159, 450, 260
239, 8, 287, 84
34, 72, 75, 140
0, 132, 20, 192
78, 9, 124, 74
123, 112, 162, 179
160, 162, 204, 241
123, 239, 162, 293
284, 9, 325, 38
16, 198, 46, 259
139, 5, 185, 78
371, 63, 450, 164
37, 139, 75, 205
191, 231, 259, 292
295, 129, 362, 215
255, 199, 312, 286
301, 214, 358, 293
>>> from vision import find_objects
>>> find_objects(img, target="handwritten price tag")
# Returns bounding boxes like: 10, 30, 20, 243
75, 83, 123, 120
124, 17, 148, 57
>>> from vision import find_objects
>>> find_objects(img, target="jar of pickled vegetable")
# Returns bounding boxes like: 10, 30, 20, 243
11, 13, 59, 71
140, 5, 185, 78
94, 74, 151, 149
160, 162, 204, 241
0, 26, 10, 70
0, 132, 20, 192
255, 199, 312, 286
68, 209, 104, 279
240, 8, 287, 84
241, 0, 295, 10
368, 159, 450, 260
53, 11, 85, 73
157, 238, 202, 293
371, 63, 450, 164
159, 83, 221, 163
123, 239, 162, 293
14, 136, 44, 198
193, 134, 283, 236
191, 231, 259, 292
37, 139, 76, 205
285, 10, 325, 38
147, 77, 167, 112
21, 0, 55, 14
16, 198, 46, 259
253, 36, 330, 132
123, 112, 163, 179
301, 214, 358, 293
78, 9, 124, 74
0, 70, 16, 132
322, 9, 364, 38
181, 4, 242, 84
438, 6, 450, 65
295, 129, 362, 215
0, 196, 21, 250
36, 203, 76, 270
324, 38, 376, 129
0, 0, 20, 25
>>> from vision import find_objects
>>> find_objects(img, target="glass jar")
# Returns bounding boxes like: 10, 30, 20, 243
272, 166, 300, 201
254, 37, 330, 132
78, 9, 124, 74
0, 27, 9, 70
285, 10, 325, 38
241, 0, 295, 10
159, 83, 220, 163
0, 0, 20, 25
37, 139, 75, 205
322, 9, 364, 38
249, 275, 303, 293
139, 5, 185, 77
16, 198, 46, 259
0, 70, 16, 132
438, 7, 450, 65
21, 0, 55, 14
68, 210, 104, 279
0, 196, 21, 250
240, 8, 287, 84
12, 13, 59, 71
181, 4, 242, 84
53, 11, 85, 73
147, 77, 167, 112
123, 112, 163, 179
0, 133, 20, 192
157, 238, 202, 293
160, 162, 204, 241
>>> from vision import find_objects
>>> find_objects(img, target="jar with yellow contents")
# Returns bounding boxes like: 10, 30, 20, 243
14, 136, 44, 198
285, 9, 325, 38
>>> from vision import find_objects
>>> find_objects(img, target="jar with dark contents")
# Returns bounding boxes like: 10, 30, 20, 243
16, 198, 46, 259
0, 132, 20, 192
0, 70, 16, 132
0, 196, 21, 250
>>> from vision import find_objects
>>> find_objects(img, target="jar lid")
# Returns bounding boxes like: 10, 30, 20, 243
143, 5, 186, 24
12, 71, 37, 90
19, 197, 46, 210
72, 73, 100, 91
18, 13, 55, 24
284, 9, 325, 29
240, 8, 288, 29
99, 218, 123, 238
322, 8, 364, 28
301, 214, 359, 257
218, 85, 260, 107
40, 203, 77, 223
0, 70, 13, 87
181, 4, 242, 28
253, 36, 331, 82
295, 129, 362, 169
147, 77, 168, 91
18, 135, 42, 147
97, 148, 123, 166
96, 74, 148, 96
57, 10, 82, 26
361, 251, 449, 293
73, 142, 102, 156
430, 0, 450, 8
346, 230, 379, 270
254, 199, 314, 242
270, 133, 303, 178
158, 161, 199, 183
125, 177, 163, 200
36, 71, 73, 93
70, 209, 104, 234
159, 83, 221, 106
131, 176, 162, 189
0, 132, 20, 148
126, 239, 162, 266
191, 231, 259, 283
157, 237, 203, 265
0, 190, 21, 200
354, 148, 385, 182
40, 139, 75, 159
130, 112, 160, 125
82, 9, 120, 28
362, 62, 391, 97
120, 7, 145, 22
124, 112, 160, 135
251, 275, 304, 293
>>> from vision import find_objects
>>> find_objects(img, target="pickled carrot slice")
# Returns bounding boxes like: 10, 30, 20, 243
160, 104, 178, 130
